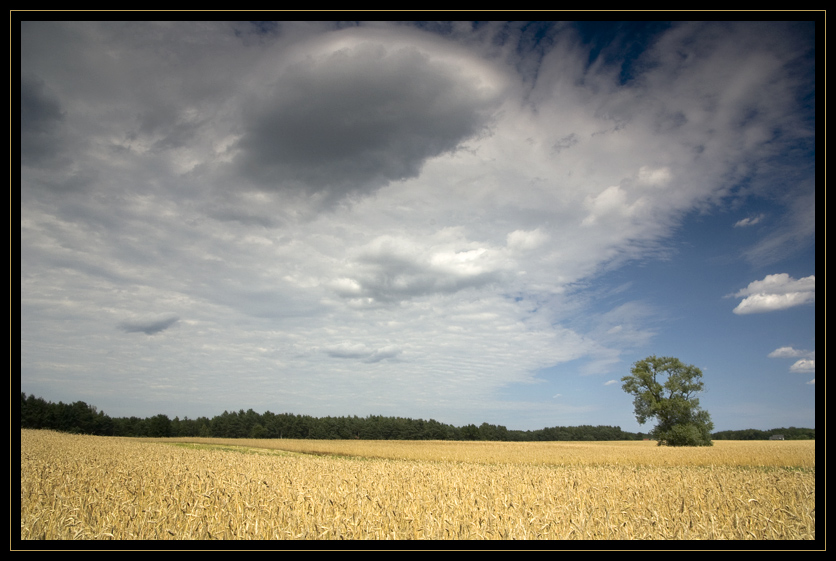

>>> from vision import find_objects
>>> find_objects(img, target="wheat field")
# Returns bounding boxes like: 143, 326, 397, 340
20, 429, 815, 540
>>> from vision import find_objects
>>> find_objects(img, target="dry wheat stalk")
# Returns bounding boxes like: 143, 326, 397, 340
21, 429, 815, 540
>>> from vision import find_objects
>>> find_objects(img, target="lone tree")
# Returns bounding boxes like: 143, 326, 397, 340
621, 355, 714, 446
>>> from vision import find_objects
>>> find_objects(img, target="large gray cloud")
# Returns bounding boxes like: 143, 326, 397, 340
233, 41, 501, 202
21, 73, 66, 167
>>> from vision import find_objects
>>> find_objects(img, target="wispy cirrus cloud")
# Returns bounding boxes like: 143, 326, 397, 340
734, 214, 765, 228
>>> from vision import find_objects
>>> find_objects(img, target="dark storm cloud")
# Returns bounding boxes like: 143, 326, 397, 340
118, 315, 180, 335
234, 42, 500, 202
21, 73, 66, 166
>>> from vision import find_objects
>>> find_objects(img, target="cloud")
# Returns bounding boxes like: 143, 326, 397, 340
19, 22, 816, 428
732, 292, 814, 315
768, 346, 815, 374
20, 73, 66, 167
789, 359, 815, 373
118, 315, 180, 335
768, 346, 813, 359
324, 342, 402, 363
233, 31, 505, 204
742, 191, 815, 265
332, 232, 507, 304
731, 273, 815, 314
506, 228, 548, 252
734, 214, 765, 227
603, 380, 619, 386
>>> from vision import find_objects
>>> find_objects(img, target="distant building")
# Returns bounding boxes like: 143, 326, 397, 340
769, 434, 785, 440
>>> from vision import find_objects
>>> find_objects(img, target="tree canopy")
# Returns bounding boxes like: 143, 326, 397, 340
21, 392, 643, 441
621, 355, 714, 446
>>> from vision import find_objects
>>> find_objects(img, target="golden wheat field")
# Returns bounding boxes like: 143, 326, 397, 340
20, 429, 815, 540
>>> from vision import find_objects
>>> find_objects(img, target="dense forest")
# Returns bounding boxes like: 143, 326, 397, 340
20, 393, 813, 441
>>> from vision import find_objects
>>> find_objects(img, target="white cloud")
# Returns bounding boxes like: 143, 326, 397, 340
734, 214, 765, 227
506, 228, 548, 252
581, 186, 631, 226
636, 166, 672, 186
789, 359, 815, 373
768, 346, 813, 359
768, 346, 815, 374
732, 274, 815, 314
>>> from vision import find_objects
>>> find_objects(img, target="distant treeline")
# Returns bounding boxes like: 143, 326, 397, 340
20, 393, 644, 441
712, 427, 815, 440
19, 393, 813, 441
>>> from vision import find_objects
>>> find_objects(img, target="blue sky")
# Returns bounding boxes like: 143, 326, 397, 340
20, 20, 816, 432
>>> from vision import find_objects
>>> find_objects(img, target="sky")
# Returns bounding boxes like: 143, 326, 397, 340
19, 20, 816, 433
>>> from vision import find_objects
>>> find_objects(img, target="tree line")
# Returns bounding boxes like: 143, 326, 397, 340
20, 393, 813, 441
712, 427, 815, 440
20, 393, 646, 441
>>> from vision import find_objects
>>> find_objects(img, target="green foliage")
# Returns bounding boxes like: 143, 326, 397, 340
19, 392, 704, 442
712, 426, 815, 440
654, 422, 711, 447
146, 414, 172, 437
622, 355, 714, 447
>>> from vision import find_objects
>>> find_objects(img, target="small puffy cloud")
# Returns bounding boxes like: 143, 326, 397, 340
768, 346, 812, 358
768, 346, 814, 374
603, 379, 619, 386
789, 359, 815, 373
733, 292, 814, 315
118, 315, 179, 335
731, 273, 815, 314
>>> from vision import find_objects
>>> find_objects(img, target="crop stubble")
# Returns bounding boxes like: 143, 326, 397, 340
20, 429, 815, 540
